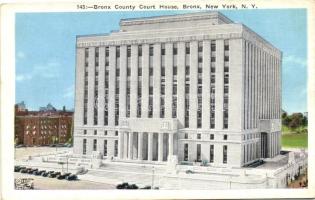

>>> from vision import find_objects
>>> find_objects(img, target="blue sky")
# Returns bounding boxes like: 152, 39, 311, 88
15, 9, 307, 113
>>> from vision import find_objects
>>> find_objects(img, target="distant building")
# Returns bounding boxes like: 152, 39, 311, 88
14, 102, 73, 146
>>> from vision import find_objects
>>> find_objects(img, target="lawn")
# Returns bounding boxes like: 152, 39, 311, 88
282, 133, 308, 148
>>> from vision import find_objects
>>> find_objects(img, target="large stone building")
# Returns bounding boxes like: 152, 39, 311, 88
73, 12, 282, 167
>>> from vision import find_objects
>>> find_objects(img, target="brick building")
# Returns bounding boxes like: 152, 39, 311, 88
14, 103, 73, 146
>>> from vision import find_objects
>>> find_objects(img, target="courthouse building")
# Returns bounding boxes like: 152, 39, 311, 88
73, 12, 282, 167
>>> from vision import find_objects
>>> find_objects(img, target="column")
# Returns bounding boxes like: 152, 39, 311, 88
189, 41, 198, 128
130, 45, 138, 118
118, 131, 124, 159
202, 40, 210, 129
177, 42, 186, 129
148, 132, 153, 161
123, 132, 128, 159
108, 46, 116, 126
165, 43, 173, 118
98, 47, 105, 126
119, 45, 127, 118
87, 47, 95, 125
158, 133, 163, 161
215, 40, 224, 129
128, 132, 133, 159
153, 43, 161, 118
168, 133, 174, 160
142, 44, 149, 117
74, 48, 85, 126
138, 132, 143, 160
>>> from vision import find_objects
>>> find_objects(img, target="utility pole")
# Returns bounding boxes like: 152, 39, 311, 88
151, 166, 155, 189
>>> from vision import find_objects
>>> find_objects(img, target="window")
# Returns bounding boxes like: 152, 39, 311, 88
149, 44, 154, 56
197, 134, 201, 139
114, 140, 118, 157
104, 140, 107, 156
115, 131, 118, 136
184, 133, 188, 139
93, 139, 97, 151
185, 43, 190, 54
138, 45, 142, 56
105, 47, 109, 57
104, 130, 107, 136
210, 134, 214, 140
84, 130, 87, 135
211, 41, 216, 51
224, 56, 229, 62
223, 145, 227, 163
83, 139, 87, 155
224, 134, 228, 140
211, 57, 216, 62
173, 44, 178, 55
127, 45, 131, 57
94, 130, 97, 135
161, 43, 165, 55
210, 145, 214, 163
224, 45, 229, 51
184, 143, 189, 161
197, 144, 201, 162
185, 66, 190, 75
116, 46, 120, 57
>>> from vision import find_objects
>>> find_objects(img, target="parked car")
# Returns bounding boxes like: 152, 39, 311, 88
14, 166, 26, 172
27, 168, 38, 174
21, 168, 32, 174
57, 173, 71, 180
141, 185, 151, 189
34, 170, 46, 176
116, 182, 139, 189
48, 171, 61, 178
65, 174, 78, 181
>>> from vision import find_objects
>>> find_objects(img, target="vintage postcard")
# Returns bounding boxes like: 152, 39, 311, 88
0, 0, 314, 199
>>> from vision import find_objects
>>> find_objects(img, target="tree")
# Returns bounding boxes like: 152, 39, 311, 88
288, 113, 304, 129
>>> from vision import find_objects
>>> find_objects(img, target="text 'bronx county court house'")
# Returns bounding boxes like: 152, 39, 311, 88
73, 12, 282, 168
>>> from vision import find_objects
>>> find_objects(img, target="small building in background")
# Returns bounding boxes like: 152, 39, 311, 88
14, 102, 73, 146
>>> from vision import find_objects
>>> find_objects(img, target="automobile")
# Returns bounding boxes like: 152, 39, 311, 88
14, 166, 25, 172
21, 168, 32, 173
141, 185, 151, 189
185, 170, 194, 174
48, 171, 61, 178
34, 170, 46, 176
65, 174, 78, 181
116, 182, 139, 189
16, 166, 27, 172
41, 172, 49, 177
27, 168, 38, 174
57, 172, 71, 180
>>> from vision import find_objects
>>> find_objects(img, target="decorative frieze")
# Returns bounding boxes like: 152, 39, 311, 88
77, 33, 243, 48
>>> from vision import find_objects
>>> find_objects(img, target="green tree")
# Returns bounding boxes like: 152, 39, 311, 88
288, 113, 304, 129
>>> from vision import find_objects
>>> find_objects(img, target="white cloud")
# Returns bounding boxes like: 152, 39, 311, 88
16, 74, 32, 82
63, 84, 74, 98
283, 55, 307, 68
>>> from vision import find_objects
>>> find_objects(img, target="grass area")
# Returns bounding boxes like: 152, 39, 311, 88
282, 133, 308, 148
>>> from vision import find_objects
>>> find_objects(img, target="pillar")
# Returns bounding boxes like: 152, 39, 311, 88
158, 133, 163, 161
168, 133, 174, 160
128, 132, 133, 159
148, 132, 153, 161
138, 132, 143, 160
123, 132, 128, 159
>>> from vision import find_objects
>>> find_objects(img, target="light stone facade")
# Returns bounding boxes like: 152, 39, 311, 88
73, 12, 282, 167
